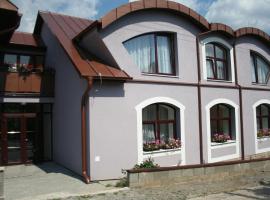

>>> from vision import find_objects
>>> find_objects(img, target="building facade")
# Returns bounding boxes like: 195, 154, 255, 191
1, 0, 270, 182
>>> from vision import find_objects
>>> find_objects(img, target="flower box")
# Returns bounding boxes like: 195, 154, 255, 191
143, 139, 181, 152
257, 129, 270, 139
211, 133, 231, 143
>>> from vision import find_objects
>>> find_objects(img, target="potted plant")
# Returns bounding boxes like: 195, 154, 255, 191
212, 133, 231, 143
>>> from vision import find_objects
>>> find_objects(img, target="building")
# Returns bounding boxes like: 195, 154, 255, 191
1, 0, 270, 182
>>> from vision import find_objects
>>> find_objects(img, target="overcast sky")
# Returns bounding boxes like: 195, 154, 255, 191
11, 0, 270, 34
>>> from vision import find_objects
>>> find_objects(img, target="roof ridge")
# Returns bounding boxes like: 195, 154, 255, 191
39, 10, 93, 22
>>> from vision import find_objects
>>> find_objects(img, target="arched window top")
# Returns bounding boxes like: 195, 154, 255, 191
251, 51, 270, 84
210, 103, 235, 142
142, 103, 181, 151
256, 103, 270, 138
123, 32, 175, 75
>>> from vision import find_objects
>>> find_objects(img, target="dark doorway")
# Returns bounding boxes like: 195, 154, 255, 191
0, 103, 52, 165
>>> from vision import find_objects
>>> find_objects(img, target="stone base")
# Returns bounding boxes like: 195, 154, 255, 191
128, 159, 270, 190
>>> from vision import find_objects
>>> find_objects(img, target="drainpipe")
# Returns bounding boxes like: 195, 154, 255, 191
81, 76, 93, 183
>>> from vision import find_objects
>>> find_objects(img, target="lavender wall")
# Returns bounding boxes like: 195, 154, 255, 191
40, 24, 87, 175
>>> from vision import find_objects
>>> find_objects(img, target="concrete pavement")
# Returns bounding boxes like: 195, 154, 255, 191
4, 162, 127, 200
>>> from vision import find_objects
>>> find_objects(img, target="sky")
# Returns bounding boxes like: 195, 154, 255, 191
11, 0, 270, 34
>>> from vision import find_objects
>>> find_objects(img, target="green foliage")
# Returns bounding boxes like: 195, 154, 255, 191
115, 177, 128, 187
133, 157, 159, 169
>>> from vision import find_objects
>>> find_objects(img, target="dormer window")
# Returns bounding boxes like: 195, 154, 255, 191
206, 43, 229, 81
124, 33, 175, 75
251, 52, 270, 84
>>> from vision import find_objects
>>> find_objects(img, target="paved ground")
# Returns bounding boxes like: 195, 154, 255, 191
4, 162, 270, 200
4, 162, 126, 200
64, 185, 270, 200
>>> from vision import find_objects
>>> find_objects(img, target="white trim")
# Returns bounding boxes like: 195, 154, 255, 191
201, 37, 235, 83
135, 97, 186, 165
143, 148, 181, 158
253, 99, 270, 154
205, 98, 240, 163
0, 97, 54, 103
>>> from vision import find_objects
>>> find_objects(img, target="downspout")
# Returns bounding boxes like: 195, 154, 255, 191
81, 76, 93, 183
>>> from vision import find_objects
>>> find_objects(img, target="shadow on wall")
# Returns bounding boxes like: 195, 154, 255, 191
101, 10, 200, 38
236, 36, 270, 55
91, 81, 125, 97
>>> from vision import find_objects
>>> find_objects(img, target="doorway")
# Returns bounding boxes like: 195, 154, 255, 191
1, 113, 41, 165
0, 103, 52, 166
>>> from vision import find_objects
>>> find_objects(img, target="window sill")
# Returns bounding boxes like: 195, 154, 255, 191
257, 136, 270, 142
252, 83, 269, 87
141, 73, 179, 79
143, 148, 181, 158
211, 140, 236, 148
206, 79, 233, 83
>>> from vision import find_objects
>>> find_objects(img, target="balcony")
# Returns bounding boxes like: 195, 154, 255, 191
0, 70, 54, 96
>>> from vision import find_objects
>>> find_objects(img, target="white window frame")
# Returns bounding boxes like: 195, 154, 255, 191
201, 37, 235, 82
205, 99, 240, 163
253, 99, 270, 154
135, 97, 186, 164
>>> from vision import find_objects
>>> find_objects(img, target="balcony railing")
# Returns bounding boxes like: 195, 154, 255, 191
0, 70, 54, 96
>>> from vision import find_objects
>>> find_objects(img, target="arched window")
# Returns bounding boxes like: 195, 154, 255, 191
142, 103, 180, 151
251, 52, 270, 84
210, 104, 235, 142
124, 33, 175, 75
256, 104, 270, 137
206, 43, 229, 80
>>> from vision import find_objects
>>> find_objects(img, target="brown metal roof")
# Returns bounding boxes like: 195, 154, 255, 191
9, 32, 44, 47
34, 11, 131, 80
0, 0, 18, 11
100, 0, 209, 30
235, 27, 270, 42
86, 0, 269, 45
0, 0, 21, 43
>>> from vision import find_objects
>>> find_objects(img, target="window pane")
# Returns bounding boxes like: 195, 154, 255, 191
215, 46, 225, 59
216, 61, 225, 79
251, 56, 257, 82
142, 104, 156, 121
256, 106, 261, 117
206, 44, 214, 57
207, 59, 214, 78
210, 106, 218, 118
219, 105, 230, 118
211, 120, 218, 135
261, 105, 269, 116
157, 35, 172, 74
20, 55, 34, 67
257, 118, 261, 130
257, 57, 270, 84
219, 120, 230, 136
262, 117, 269, 129
143, 124, 155, 143
124, 34, 155, 73
160, 123, 174, 141
4, 54, 17, 71
159, 104, 175, 120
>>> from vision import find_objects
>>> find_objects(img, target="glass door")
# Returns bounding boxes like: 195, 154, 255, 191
25, 115, 39, 163
0, 113, 40, 165
2, 116, 23, 164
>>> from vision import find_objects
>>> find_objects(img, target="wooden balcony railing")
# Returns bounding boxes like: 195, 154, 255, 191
0, 70, 54, 96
